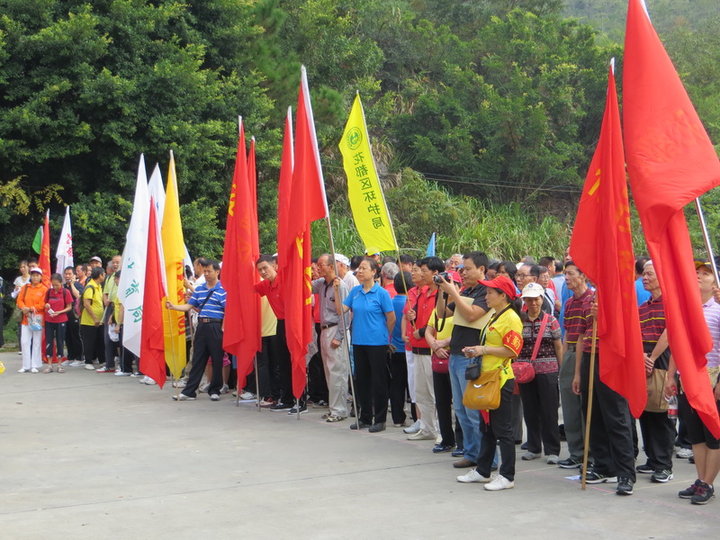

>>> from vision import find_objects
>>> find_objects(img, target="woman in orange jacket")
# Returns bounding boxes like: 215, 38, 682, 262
16, 268, 49, 372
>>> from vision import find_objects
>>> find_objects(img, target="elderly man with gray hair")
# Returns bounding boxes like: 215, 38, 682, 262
381, 262, 400, 298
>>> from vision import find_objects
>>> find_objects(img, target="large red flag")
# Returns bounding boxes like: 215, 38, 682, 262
276, 108, 294, 257
624, 0, 720, 436
280, 67, 330, 398
140, 200, 167, 388
40, 210, 51, 287
569, 64, 646, 418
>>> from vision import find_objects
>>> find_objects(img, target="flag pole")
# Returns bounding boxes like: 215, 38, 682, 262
580, 317, 598, 490
254, 355, 261, 412
325, 217, 361, 430
694, 197, 720, 284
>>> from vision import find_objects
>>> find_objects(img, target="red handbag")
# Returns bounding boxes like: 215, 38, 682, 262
432, 352, 449, 374
512, 313, 550, 388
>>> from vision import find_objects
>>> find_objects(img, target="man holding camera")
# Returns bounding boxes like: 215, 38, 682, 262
436, 251, 491, 469
404, 256, 444, 442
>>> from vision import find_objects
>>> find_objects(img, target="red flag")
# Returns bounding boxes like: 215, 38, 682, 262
40, 210, 51, 287
140, 200, 167, 388
569, 64, 646, 418
276, 108, 294, 257
624, 0, 720, 436
280, 67, 330, 398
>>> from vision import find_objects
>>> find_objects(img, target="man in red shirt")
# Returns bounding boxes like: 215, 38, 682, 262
404, 256, 444, 442
255, 255, 294, 411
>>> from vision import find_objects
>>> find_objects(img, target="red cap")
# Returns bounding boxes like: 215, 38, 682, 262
478, 275, 518, 300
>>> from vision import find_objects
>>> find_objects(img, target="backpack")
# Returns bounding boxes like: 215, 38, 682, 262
78, 283, 97, 318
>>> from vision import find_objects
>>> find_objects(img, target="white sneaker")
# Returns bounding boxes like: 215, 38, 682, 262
172, 379, 187, 388
114, 371, 131, 376
210, 394, 220, 401
239, 391, 256, 400
521, 451, 541, 461
199, 382, 210, 393
456, 470, 492, 483
172, 393, 195, 401
84, 364, 95, 371
220, 384, 229, 394
546, 454, 560, 465
403, 420, 421, 434
144, 376, 156, 385
484, 474, 514, 491
676, 448, 694, 459
18, 368, 29, 373
69, 360, 84, 367
407, 430, 436, 441
30, 368, 39, 373
60, 360, 71, 366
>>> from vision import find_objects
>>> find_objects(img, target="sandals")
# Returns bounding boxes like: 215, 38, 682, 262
57, 366, 65, 373
326, 415, 346, 423
42, 366, 53, 374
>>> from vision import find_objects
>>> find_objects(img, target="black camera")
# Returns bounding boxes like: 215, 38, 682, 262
433, 271, 451, 284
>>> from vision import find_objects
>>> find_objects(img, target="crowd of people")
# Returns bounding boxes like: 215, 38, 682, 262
6, 249, 720, 502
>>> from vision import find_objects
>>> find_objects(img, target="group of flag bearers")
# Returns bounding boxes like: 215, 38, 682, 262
16, 0, 720, 502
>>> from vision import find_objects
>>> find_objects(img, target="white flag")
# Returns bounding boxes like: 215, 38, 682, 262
119, 155, 150, 357
55, 206, 73, 275
148, 163, 166, 224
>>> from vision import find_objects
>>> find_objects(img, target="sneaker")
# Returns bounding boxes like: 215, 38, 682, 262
60, 359, 72, 367
269, 403, 293, 412
350, 421, 371, 430
17, 368, 29, 373
457, 470, 492, 483
368, 422, 386, 433
96, 366, 116, 373
690, 482, 715, 505
484, 474, 514, 491
636, 463, 654, 474
451, 447, 465, 458
210, 394, 220, 401
287, 404, 308, 415
679, 479, 702, 499
172, 379, 187, 387
130, 372, 142, 377
30, 368, 39, 373
453, 458, 477, 469
84, 364, 95, 371
616, 477, 634, 496
584, 469, 617, 484
172, 393, 196, 401
520, 442, 528, 450
114, 371, 131, 377
558, 457, 582, 469
68, 360, 84, 367
546, 455, 560, 465
676, 448, 694, 459
143, 376, 156, 385
393, 419, 411, 428
312, 399, 329, 408
198, 382, 210, 393
521, 451, 541, 461
403, 420, 421, 434
651, 470, 673, 483
220, 384, 229, 395
407, 430, 435, 441
239, 391, 256, 400
432, 444, 454, 454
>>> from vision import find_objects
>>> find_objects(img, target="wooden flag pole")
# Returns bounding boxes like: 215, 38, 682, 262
254, 355, 261, 412
581, 317, 598, 490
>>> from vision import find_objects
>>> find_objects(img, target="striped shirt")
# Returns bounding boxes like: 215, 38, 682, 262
188, 282, 226, 319
638, 295, 670, 369
703, 299, 720, 369
563, 288, 594, 345
519, 313, 562, 374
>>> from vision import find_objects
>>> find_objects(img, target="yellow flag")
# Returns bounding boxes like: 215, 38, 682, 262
339, 94, 398, 253
161, 151, 187, 379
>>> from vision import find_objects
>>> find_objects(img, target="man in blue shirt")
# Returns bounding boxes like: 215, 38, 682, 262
167, 259, 227, 401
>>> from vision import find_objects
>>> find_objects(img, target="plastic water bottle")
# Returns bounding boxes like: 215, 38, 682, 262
667, 396, 678, 420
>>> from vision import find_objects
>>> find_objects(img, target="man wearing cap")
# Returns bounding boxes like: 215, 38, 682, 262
335, 254, 359, 291
436, 251, 491, 468
312, 254, 351, 422
89, 256, 102, 269
80, 266, 106, 370
16, 267, 49, 372
635, 260, 675, 483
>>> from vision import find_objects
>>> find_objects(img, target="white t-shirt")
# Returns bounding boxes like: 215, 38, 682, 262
12, 275, 30, 299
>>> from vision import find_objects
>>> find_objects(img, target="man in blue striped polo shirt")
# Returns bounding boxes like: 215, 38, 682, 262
167, 259, 227, 401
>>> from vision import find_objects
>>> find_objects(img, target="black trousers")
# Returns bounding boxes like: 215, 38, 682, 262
65, 314, 82, 360
45, 322, 66, 359
433, 370, 455, 446
183, 322, 224, 397
80, 324, 104, 364
271, 320, 294, 405
308, 324, 328, 402
246, 336, 272, 398
354, 344, 389, 425
476, 380, 516, 481
118, 326, 136, 373
581, 352, 636, 480
520, 371, 561, 455
388, 351, 408, 425
638, 410, 676, 471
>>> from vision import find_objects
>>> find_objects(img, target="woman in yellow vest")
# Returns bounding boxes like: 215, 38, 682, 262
456, 275, 523, 491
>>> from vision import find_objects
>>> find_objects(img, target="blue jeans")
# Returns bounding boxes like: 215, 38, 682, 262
449, 354, 482, 461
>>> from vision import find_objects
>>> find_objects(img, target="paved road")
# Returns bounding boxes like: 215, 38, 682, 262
0, 350, 714, 539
